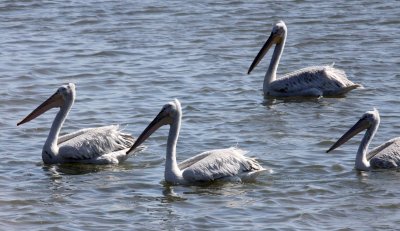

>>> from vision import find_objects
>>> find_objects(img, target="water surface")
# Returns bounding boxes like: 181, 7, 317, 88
1, 1, 400, 230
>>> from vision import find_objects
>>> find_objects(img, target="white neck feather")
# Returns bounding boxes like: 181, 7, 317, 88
164, 111, 184, 184
264, 35, 286, 94
42, 100, 73, 163
355, 121, 379, 171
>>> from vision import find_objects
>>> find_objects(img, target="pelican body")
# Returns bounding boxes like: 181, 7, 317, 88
327, 109, 400, 170
127, 99, 265, 185
248, 20, 361, 97
18, 83, 139, 164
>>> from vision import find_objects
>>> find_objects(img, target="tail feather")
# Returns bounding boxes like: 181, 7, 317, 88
325, 84, 362, 95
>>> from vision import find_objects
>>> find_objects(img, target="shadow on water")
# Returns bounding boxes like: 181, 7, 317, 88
261, 94, 348, 108
161, 185, 188, 203
160, 178, 264, 202
262, 96, 320, 107
41, 162, 134, 177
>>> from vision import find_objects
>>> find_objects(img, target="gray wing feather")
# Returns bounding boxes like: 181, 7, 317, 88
369, 137, 400, 168
58, 125, 135, 160
58, 127, 100, 144
178, 151, 212, 170
271, 66, 360, 95
182, 147, 263, 182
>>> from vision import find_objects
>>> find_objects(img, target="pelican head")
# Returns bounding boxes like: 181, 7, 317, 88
17, 83, 76, 126
248, 20, 287, 74
326, 108, 380, 153
127, 99, 181, 154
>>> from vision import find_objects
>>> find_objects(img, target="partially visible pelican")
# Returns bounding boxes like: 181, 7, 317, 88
18, 83, 140, 164
327, 109, 400, 170
127, 99, 266, 185
247, 20, 361, 97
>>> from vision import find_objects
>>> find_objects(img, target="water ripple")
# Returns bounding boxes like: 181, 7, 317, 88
1, 0, 400, 230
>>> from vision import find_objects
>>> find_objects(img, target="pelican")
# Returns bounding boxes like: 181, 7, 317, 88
17, 83, 141, 164
126, 99, 266, 185
327, 109, 400, 170
247, 20, 362, 97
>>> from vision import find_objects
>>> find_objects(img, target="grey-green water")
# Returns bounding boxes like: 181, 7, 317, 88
1, 1, 399, 230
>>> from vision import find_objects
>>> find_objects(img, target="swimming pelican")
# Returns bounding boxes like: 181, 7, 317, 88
126, 99, 266, 185
247, 20, 361, 97
17, 83, 140, 164
327, 109, 400, 170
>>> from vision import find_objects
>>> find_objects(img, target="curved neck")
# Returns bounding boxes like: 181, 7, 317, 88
264, 36, 286, 94
42, 100, 73, 162
165, 111, 184, 183
355, 120, 379, 170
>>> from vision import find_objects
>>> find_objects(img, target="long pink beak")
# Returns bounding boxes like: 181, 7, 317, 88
126, 109, 170, 154
17, 92, 64, 126
248, 32, 279, 74
326, 117, 369, 153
